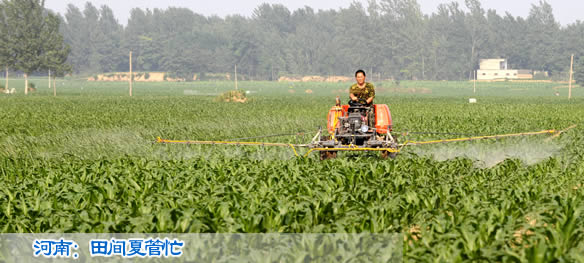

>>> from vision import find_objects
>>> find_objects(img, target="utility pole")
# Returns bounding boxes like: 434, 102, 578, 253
4, 66, 8, 90
422, 57, 425, 80
235, 64, 238, 90
4, 67, 8, 91
473, 70, 477, 94
129, 51, 133, 97
24, 73, 28, 95
52, 69, 56, 97
569, 54, 574, 100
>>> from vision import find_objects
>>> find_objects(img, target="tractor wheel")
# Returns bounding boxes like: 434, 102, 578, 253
381, 134, 399, 159
320, 151, 337, 160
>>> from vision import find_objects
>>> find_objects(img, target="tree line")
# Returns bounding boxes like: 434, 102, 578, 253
1, 0, 583, 84
59, 0, 584, 82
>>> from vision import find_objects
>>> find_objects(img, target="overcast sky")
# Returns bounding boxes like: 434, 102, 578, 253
45, 0, 581, 26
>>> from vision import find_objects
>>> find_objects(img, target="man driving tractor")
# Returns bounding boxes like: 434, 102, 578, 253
349, 69, 376, 128
349, 69, 375, 106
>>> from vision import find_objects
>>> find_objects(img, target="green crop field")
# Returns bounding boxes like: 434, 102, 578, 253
1, 79, 584, 261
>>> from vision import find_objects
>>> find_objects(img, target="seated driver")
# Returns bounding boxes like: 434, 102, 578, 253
349, 69, 376, 128
349, 69, 375, 106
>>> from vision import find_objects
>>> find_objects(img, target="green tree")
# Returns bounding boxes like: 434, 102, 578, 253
1, 0, 70, 94
526, 0, 561, 75
0, 1, 15, 90
424, 2, 469, 80
252, 4, 291, 79
286, 7, 339, 76
382, 0, 425, 80
223, 15, 259, 78
337, 2, 376, 76
94, 5, 124, 73
42, 14, 72, 78
464, 0, 487, 80
62, 4, 89, 73
425, 4, 451, 80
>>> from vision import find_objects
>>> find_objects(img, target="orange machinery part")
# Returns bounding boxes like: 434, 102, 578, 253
327, 106, 347, 133
374, 104, 392, 134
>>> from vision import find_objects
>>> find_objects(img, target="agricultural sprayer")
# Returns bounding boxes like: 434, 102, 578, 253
157, 97, 574, 160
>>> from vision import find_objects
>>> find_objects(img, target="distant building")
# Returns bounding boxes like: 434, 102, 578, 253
476, 59, 532, 80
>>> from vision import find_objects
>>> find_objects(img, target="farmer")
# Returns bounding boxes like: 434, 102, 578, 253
349, 69, 376, 127
349, 69, 375, 106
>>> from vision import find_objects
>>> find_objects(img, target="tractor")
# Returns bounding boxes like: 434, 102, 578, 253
312, 97, 399, 160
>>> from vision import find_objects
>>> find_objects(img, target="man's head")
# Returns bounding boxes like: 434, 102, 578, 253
355, 69, 366, 85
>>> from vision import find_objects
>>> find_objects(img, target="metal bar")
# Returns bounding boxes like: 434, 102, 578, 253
310, 129, 321, 143
396, 131, 481, 137
156, 137, 305, 157
156, 128, 560, 159
157, 129, 556, 149
401, 130, 556, 146
224, 132, 311, 141
156, 137, 309, 148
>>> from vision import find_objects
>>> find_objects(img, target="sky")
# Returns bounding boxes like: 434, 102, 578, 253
45, 0, 582, 26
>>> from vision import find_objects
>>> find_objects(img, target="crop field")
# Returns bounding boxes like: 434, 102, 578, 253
1, 79, 584, 261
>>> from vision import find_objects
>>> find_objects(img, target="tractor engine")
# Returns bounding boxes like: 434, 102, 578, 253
332, 106, 372, 145
345, 111, 367, 134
